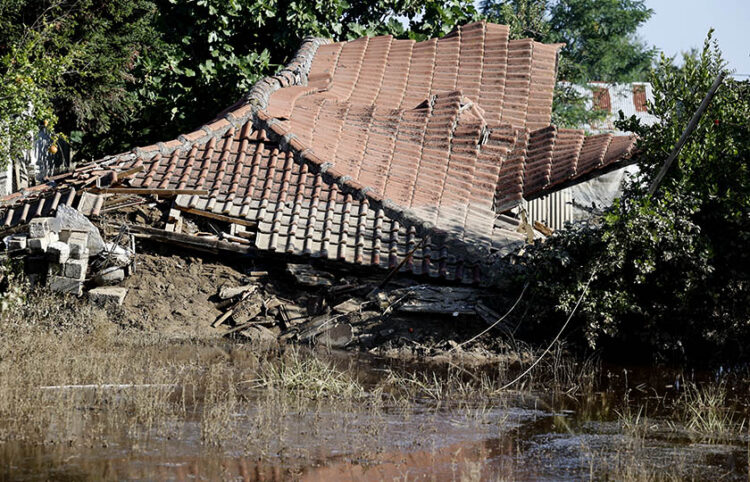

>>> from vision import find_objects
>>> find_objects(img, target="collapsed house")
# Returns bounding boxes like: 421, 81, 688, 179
0, 21, 638, 298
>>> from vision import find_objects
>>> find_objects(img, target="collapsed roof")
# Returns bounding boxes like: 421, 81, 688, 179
0, 21, 636, 284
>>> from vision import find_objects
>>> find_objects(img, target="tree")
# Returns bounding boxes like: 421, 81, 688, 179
0, 2, 72, 167
519, 34, 750, 365
0, 0, 161, 163
481, 0, 656, 127
1, 0, 479, 165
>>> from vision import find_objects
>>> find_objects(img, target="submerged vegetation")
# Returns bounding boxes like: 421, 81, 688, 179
1, 274, 748, 478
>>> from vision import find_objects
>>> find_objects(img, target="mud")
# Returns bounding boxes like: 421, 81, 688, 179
109, 247, 531, 365
118, 253, 246, 337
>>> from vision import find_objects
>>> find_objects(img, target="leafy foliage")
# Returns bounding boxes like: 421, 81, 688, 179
520, 34, 750, 365
0, 3, 71, 165
0, 0, 161, 164
0, 0, 479, 164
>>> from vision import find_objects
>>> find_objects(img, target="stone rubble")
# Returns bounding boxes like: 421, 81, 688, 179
2, 213, 134, 304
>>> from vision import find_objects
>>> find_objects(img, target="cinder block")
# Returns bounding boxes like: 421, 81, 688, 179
6, 235, 27, 251
48, 275, 83, 296
69, 242, 89, 260
47, 241, 70, 264
63, 258, 88, 280
93, 267, 125, 285
88, 286, 128, 306
29, 218, 61, 238
60, 229, 89, 245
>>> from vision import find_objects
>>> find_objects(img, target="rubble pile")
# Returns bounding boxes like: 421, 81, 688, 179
2, 208, 135, 306
206, 262, 508, 361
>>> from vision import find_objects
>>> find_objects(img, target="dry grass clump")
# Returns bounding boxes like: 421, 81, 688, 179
252, 348, 366, 400
379, 366, 498, 402
673, 381, 746, 439
0, 277, 370, 451
0, 276, 243, 446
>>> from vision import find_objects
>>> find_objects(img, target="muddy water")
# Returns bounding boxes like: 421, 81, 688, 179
2, 353, 748, 481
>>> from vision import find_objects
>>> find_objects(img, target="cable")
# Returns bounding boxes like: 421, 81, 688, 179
499, 267, 598, 391
449, 281, 530, 353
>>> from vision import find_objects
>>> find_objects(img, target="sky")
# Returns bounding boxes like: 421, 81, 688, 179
639, 0, 750, 77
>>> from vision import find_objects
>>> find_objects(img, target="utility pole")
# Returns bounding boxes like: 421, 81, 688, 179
647, 72, 726, 197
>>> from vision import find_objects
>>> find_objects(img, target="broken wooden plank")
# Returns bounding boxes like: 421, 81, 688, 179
101, 195, 146, 213
234, 230, 255, 241
222, 320, 265, 335
296, 314, 340, 343
286, 263, 334, 287
219, 284, 256, 300
174, 205, 257, 228
221, 232, 252, 245
533, 220, 554, 236
213, 290, 254, 328
231, 296, 264, 324
377, 285, 483, 316
91, 187, 209, 196
114, 165, 146, 181
129, 225, 250, 254
333, 298, 365, 314
212, 289, 267, 328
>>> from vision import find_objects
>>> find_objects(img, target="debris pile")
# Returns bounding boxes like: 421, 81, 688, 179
205, 261, 508, 361
2, 207, 135, 305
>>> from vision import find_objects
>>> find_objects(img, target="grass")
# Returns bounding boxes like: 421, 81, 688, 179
673, 381, 747, 440
0, 270, 747, 479
252, 348, 367, 400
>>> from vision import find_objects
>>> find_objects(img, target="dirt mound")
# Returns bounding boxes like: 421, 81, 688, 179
119, 253, 245, 338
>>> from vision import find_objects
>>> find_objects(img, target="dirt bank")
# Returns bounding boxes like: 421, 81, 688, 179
107, 247, 529, 365
118, 253, 246, 337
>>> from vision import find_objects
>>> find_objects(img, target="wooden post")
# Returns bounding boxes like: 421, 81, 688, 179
647, 72, 726, 197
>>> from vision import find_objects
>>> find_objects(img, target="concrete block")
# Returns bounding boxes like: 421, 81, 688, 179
60, 229, 89, 245
69, 242, 89, 260
48, 275, 83, 296
88, 286, 128, 306
63, 258, 88, 280
47, 241, 70, 264
29, 217, 61, 238
6, 235, 27, 251
28, 236, 49, 253
29, 232, 59, 253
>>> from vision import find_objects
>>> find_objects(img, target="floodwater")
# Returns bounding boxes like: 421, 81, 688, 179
2, 351, 748, 481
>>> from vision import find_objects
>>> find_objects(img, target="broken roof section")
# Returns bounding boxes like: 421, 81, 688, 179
0, 21, 637, 284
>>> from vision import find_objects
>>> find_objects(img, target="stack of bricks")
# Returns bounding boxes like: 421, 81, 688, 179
26, 217, 91, 296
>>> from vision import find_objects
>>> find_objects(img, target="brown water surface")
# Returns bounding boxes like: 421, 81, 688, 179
2, 348, 747, 481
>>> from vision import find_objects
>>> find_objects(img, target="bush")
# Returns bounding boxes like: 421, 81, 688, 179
519, 32, 750, 365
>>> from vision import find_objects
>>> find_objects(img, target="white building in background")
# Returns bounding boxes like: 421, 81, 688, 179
522, 82, 658, 231
0, 130, 68, 196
